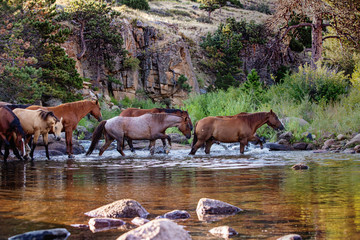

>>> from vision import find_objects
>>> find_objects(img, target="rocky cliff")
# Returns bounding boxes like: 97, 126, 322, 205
62, 18, 199, 106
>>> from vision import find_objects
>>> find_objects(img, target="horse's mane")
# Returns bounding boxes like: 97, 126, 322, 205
156, 108, 185, 114
237, 112, 268, 123
5, 104, 31, 110
149, 113, 180, 123
38, 109, 59, 121
55, 100, 95, 108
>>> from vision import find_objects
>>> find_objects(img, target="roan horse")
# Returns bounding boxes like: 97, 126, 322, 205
13, 109, 63, 160
0, 106, 26, 161
119, 108, 193, 151
189, 110, 284, 155
27, 100, 102, 158
86, 113, 192, 156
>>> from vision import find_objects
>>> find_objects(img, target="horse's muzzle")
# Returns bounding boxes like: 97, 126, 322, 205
97, 117, 103, 122
186, 133, 191, 139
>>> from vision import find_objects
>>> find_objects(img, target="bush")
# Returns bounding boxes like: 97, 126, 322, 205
123, 56, 140, 71
119, 0, 150, 10
177, 75, 192, 92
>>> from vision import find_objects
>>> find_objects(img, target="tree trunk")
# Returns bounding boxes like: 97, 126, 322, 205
77, 20, 87, 60
311, 15, 323, 68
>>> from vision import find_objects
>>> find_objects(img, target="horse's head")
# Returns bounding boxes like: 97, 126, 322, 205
181, 110, 193, 131
12, 131, 26, 157
178, 115, 192, 139
90, 100, 102, 122
52, 117, 63, 141
267, 110, 285, 131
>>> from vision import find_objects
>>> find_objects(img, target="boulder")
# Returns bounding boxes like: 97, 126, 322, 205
88, 218, 125, 233
9, 228, 70, 240
116, 218, 191, 240
131, 217, 150, 226
345, 134, 360, 148
265, 143, 293, 151
354, 145, 360, 153
278, 132, 293, 141
292, 142, 308, 150
85, 199, 149, 218
337, 134, 347, 141
322, 139, 336, 150
209, 226, 238, 238
157, 210, 190, 220
277, 234, 302, 240
196, 198, 242, 221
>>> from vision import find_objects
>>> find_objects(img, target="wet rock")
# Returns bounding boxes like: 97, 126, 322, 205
306, 143, 316, 150
209, 226, 238, 238
292, 142, 308, 150
196, 198, 242, 221
168, 133, 189, 144
277, 234, 302, 240
131, 217, 150, 226
322, 139, 336, 150
354, 145, 360, 153
88, 218, 125, 233
9, 228, 70, 240
157, 210, 190, 220
70, 224, 89, 229
278, 132, 293, 141
291, 164, 309, 170
116, 218, 191, 240
277, 139, 290, 145
85, 199, 149, 218
265, 143, 293, 151
345, 134, 360, 148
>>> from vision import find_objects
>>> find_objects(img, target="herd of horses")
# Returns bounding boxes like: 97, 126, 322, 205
0, 99, 284, 162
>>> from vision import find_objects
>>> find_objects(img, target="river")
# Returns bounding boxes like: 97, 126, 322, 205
1, 143, 360, 239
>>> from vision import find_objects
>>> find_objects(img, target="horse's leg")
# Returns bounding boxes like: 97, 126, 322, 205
189, 139, 206, 155
3, 143, 10, 162
149, 140, 156, 155
239, 139, 248, 154
43, 133, 50, 160
99, 131, 114, 156
127, 138, 135, 152
204, 139, 215, 154
30, 132, 40, 161
9, 138, 23, 161
116, 137, 125, 156
65, 129, 74, 158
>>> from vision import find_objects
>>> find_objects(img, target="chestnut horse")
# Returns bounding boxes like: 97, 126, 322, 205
86, 113, 192, 156
119, 108, 193, 151
0, 106, 26, 161
27, 100, 102, 158
13, 109, 63, 160
189, 110, 284, 155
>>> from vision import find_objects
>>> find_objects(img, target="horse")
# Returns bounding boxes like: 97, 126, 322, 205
189, 110, 284, 155
119, 108, 193, 151
13, 109, 63, 160
27, 100, 102, 158
0, 106, 26, 161
86, 113, 192, 156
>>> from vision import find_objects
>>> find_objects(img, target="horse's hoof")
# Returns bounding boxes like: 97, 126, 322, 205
68, 154, 75, 159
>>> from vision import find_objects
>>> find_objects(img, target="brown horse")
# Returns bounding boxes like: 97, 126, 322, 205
0, 106, 26, 161
13, 109, 63, 160
27, 100, 102, 158
189, 110, 284, 155
119, 108, 193, 151
86, 113, 192, 156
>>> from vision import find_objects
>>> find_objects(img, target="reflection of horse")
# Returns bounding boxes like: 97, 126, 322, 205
13, 109, 63, 160
119, 108, 193, 151
189, 110, 284, 155
86, 113, 192, 156
0, 106, 26, 161
27, 100, 102, 158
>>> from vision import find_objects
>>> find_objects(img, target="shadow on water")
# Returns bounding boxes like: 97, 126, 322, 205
1, 143, 360, 239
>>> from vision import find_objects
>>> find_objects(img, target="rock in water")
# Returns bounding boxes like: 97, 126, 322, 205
9, 228, 70, 240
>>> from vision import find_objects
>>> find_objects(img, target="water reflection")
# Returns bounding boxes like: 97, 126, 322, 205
0, 148, 360, 239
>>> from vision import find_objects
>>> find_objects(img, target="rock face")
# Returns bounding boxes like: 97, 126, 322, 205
9, 228, 70, 240
196, 198, 242, 221
88, 218, 125, 233
64, 19, 199, 106
85, 199, 149, 218
116, 218, 191, 240
209, 226, 238, 238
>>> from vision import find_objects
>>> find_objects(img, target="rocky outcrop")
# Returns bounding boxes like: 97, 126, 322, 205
85, 199, 149, 219
64, 18, 199, 106
116, 218, 191, 240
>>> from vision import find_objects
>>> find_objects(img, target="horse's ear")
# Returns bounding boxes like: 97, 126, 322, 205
95, 100, 99, 105
270, 109, 273, 114
60, 117, 63, 122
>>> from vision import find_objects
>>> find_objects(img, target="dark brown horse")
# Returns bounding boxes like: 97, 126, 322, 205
0, 106, 26, 161
86, 113, 192, 156
189, 110, 284, 155
27, 100, 102, 158
119, 108, 193, 151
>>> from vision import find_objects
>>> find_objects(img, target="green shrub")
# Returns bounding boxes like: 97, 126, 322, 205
177, 74, 192, 92
119, 0, 150, 10
123, 56, 140, 71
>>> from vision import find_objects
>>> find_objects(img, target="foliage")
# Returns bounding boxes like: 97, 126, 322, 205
199, 0, 219, 18
350, 61, 360, 92
240, 69, 266, 108
177, 74, 192, 93
248, 2, 272, 15
123, 56, 140, 71
0, 0, 83, 103
118, 0, 150, 10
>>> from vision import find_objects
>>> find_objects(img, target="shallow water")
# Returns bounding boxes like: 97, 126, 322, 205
1, 144, 360, 239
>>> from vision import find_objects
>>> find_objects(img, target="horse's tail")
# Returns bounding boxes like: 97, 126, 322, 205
191, 122, 198, 148
86, 120, 107, 156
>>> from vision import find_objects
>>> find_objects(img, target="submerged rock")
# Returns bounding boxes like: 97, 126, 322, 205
196, 198, 242, 221
116, 218, 191, 240
265, 143, 293, 151
88, 218, 125, 233
85, 199, 149, 218
157, 210, 191, 220
209, 226, 238, 238
131, 217, 150, 226
9, 228, 70, 240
